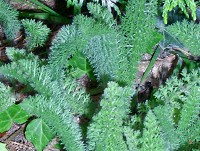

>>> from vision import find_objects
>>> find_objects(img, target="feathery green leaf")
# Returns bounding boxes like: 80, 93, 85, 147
87, 82, 133, 151
0, 0, 21, 40
21, 95, 85, 151
22, 19, 50, 50
0, 82, 15, 113
167, 20, 200, 56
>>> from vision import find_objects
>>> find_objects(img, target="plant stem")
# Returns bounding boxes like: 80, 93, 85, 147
19, 12, 71, 24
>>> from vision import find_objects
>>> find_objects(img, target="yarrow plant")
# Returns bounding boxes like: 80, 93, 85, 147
0, 0, 199, 150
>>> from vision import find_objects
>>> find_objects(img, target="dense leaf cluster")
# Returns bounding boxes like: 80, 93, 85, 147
0, 0, 199, 151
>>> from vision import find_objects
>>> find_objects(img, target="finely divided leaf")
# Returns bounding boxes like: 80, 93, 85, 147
0, 82, 15, 113
0, 0, 21, 40
87, 82, 133, 151
22, 19, 50, 50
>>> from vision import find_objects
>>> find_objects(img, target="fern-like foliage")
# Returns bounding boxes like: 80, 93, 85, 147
75, 15, 131, 84
0, 82, 15, 112
22, 19, 50, 51
83, 34, 122, 84
66, 0, 84, 14
140, 110, 166, 151
20, 95, 85, 151
121, 0, 160, 52
176, 69, 200, 145
0, 49, 91, 115
0, 0, 21, 40
123, 125, 140, 151
177, 85, 200, 145
49, 14, 128, 84
63, 77, 91, 115
87, 3, 116, 27
73, 13, 114, 36
49, 0, 163, 85
48, 24, 82, 80
120, 0, 163, 82
0, 48, 92, 150
87, 82, 133, 151
5, 47, 40, 62
154, 105, 180, 150
93, 0, 120, 14
167, 20, 200, 56
0, 59, 56, 98
124, 68, 200, 150
153, 68, 200, 149
163, 0, 197, 24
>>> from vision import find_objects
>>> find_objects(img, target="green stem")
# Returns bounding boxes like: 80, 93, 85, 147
28, 0, 60, 16
139, 44, 161, 85
19, 12, 71, 24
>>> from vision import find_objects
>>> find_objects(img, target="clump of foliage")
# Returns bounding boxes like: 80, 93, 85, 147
152, 69, 200, 150
87, 82, 133, 151
22, 19, 50, 50
0, 0, 199, 151
162, 0, 197, 24
167, 20, 200, 55
0, 0, 21, 40
0, 83, 15, 112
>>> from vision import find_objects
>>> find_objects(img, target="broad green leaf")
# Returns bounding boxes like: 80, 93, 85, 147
25, 118, 54, 151
0, 104, 30, 132
0, 143, 8, 151
68, 51, 95, 80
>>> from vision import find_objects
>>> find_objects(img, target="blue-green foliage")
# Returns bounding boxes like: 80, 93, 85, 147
167, 20, 200, 56
120, 0, 163, 83
0, 0, 21, 40
0, 82, 15, 112
154, 105, 179, 150
87, 82, 133, 151
0, 59, 57, 98
48, 24, 82, 79
20, 95, 85, 151
0, 48, 91, 150
123, 126, 140, 151
140, 110, 166, 151
87, 3, 116, 27
49, 0, 162, 85
6, 47, 28, 61
83, 34, 122, 83
153, 68, 200, 149
176, 69, 200, 144
0, 48, 91, 115
49, 14, 127, 84
22, 19, 50, 51
123, 69, 200, 150
0, 0, 199, 150
63, 77, 91, 115
121, 0, 160, 53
